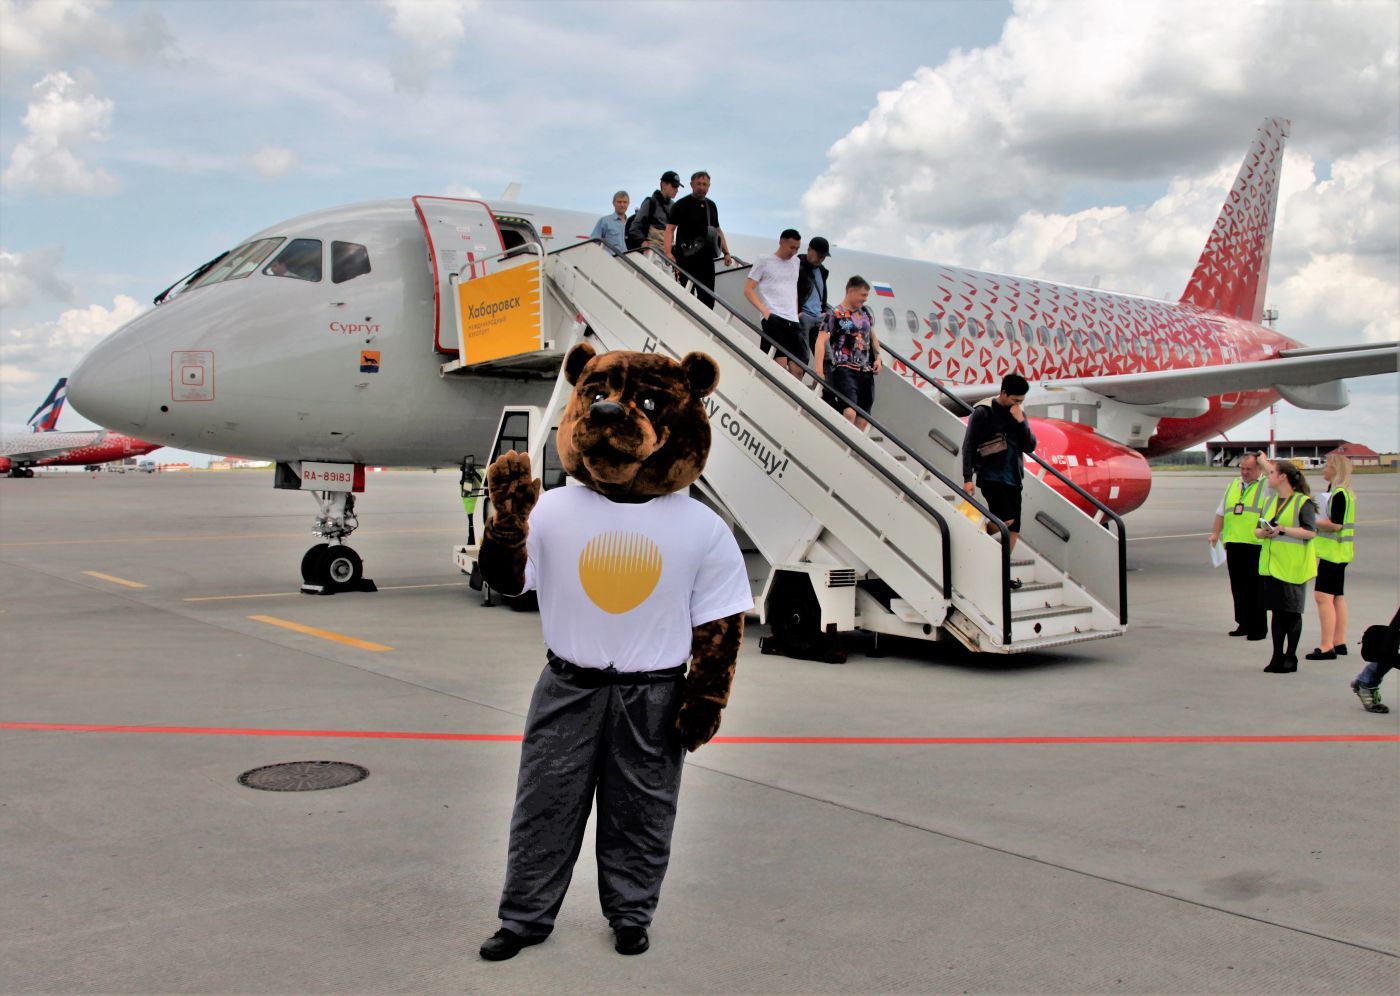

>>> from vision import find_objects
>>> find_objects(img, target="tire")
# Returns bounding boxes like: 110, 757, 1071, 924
322, 546, 363, 593
766, 571, 845, 663
300, 543, 330, 584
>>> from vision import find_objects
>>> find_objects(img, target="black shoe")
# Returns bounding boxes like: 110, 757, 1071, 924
1305, 647, 1337, 661
614, 926, 649, 956
480, 928, 546, 961
1263, 656, 1291, 673
1228, 627, 1249, 637
1283, 654, 1298, 672
1009, 578, 1024, 590
1335, 644, 1348, 656
1246, 632, 1268, 641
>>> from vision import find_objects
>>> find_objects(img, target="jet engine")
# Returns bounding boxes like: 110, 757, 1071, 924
1027, 418, 1152, 517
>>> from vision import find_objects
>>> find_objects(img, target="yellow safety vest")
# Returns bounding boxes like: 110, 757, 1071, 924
1258, 493, 1318, 584
1314, 486, 1356, 564
1221, 478, 1269, 546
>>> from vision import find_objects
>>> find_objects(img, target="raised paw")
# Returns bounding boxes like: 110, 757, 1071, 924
486, 450, 541, 523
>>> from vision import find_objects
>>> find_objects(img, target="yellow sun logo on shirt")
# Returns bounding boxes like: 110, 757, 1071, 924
578, 532, 663, 614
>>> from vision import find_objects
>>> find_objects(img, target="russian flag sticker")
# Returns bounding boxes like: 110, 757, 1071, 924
873, 281, 895, 297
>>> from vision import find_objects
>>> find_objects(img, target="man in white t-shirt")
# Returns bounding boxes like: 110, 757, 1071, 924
743, 228, 805, 379
477, 343, 753, 962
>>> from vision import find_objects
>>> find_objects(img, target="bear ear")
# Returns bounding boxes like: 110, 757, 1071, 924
680, 351, 719, 398
563, 341, 597, 386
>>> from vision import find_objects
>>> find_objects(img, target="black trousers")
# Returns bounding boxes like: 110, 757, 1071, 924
1225, 542, 1267, 636
676, 253, 717, 309
497, 664, 686, 937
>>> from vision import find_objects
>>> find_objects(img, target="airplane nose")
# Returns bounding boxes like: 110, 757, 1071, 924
68, 332, 153, 433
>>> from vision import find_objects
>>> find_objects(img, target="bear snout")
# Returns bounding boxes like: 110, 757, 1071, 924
589, 399, 626, 424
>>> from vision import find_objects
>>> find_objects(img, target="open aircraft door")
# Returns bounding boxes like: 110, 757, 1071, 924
413, 196, 506, 355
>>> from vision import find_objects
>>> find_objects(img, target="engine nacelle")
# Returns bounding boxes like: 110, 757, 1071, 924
1027, 418, 1152, 517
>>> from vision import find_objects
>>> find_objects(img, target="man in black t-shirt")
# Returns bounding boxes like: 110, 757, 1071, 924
664, 171, 732, 309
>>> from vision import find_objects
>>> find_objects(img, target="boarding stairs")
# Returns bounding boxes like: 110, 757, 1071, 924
463, 241, 1127, 654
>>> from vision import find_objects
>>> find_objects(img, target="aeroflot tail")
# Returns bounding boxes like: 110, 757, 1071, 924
26, 378, 68, 432
1180, 117, 1290, 322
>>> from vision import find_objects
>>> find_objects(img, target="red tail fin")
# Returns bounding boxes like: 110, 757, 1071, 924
1180, 118, 1290, 322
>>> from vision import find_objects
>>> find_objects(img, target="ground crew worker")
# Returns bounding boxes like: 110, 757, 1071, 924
1307, 453, 1356, 659
1255, 459, 1318, 673
460, 456, 483, 545
1208, 451, 1271, 640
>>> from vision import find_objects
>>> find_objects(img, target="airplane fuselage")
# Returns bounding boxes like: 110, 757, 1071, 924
69, 198, 1296, 473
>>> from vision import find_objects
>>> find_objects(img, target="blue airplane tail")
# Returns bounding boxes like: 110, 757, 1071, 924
27, 378, 68, 432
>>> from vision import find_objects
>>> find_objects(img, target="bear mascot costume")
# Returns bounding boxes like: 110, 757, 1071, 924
478, 341, 752, 961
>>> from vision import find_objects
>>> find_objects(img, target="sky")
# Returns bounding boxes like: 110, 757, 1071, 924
1, 0, 1397, 465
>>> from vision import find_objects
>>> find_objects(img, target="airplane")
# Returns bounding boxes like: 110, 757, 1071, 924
65, 117, 1397, 593
1, 378, 163, 477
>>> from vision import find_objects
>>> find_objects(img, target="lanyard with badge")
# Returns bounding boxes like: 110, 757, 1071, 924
1233, 480, 1255, 517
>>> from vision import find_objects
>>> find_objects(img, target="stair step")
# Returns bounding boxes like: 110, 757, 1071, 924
1012, 604, 1091, 622
1014, 581, 1062, 594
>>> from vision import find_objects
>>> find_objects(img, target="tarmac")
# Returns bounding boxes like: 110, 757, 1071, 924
1, 468, 1397, 995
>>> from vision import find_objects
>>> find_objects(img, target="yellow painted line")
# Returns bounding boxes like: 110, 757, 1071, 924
0, 527, 459, 548
82, 570, 148, 589
248, 615, 393, 652
185, 582, 466, 603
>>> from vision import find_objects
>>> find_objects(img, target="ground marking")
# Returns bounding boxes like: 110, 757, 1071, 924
1131, 518, 1398, 543
81, 570, 148, 589
1, 722, 1394, 745
247, 615, 393, 652
183, 582, 466, 602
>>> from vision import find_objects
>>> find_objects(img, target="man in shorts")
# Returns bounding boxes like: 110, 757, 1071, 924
743, 229, 805, 379
961, 373, 1038, 584
813, 276, 881, 428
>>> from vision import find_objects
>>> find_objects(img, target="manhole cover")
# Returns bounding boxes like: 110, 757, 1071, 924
238, 761, 369, 792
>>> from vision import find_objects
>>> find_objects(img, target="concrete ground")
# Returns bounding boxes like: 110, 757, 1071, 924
1, 469, 1396, 995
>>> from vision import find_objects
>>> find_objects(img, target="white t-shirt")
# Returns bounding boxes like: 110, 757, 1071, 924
518, 486, 753, 672
748, 252, 800, 322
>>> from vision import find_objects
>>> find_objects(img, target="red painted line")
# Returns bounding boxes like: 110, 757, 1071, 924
1, 722, 1396, 745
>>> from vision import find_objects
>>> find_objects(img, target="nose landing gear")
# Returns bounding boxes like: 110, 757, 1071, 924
299, 491, 376, 595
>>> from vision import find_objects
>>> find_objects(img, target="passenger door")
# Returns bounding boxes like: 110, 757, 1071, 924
413, 196, 506, 354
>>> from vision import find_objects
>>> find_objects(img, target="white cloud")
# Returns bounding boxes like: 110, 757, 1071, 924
443, 182, 482, 199
1, 294, 143, 406
250, 145, 298, 180
2, 71, 119, 194
0, 0, 174, 84
382, 0, 477, 94
0, 246, 75, 309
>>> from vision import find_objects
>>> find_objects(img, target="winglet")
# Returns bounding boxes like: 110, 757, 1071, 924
27, 377, 68, 432
1180, 118, 1290, 322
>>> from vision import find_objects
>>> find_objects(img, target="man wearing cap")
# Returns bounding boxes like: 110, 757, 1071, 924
797, 236, 832, 355
627, 172, 682, 258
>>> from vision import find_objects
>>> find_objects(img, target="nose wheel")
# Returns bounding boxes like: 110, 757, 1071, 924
298, 489, 376, 595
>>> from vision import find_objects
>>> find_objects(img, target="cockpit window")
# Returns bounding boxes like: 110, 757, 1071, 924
331, 241, 371, 284
189, 238, 284, 289
264, 238, 323, 281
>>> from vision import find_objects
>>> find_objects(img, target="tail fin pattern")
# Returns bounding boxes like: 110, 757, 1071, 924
27, 377, 68, 432
1181, 117, 1290, 322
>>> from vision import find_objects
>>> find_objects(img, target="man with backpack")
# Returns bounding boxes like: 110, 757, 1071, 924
1352, 607, 1399, 713
797, 236, 832, 354
626, 171, 682, 256
961, 372, 1037, 582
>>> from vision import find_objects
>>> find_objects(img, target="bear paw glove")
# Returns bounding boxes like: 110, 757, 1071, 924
485, 450, 541, 534
676, 697, 724, 753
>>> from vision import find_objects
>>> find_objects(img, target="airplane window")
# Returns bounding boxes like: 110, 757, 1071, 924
926, 312, 941, 335
1054, 328, 1068, 350
882, 307, 897, 332
946, 314, 962, 337
1070, 330, 1086, 350
189, 238, 283, 289
906, 310, 918, 334
969, 318, 985, 339
332, 242, 372, 284
264, 238, 323, 281
1019, 320, 1033, 343
1089, 330, 1106, 351
1036, 325, 1049, 347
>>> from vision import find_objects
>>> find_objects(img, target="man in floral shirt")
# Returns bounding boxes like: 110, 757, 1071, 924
814, 276, 882, 430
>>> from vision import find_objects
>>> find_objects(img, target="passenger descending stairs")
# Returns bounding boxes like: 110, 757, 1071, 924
536, 242, 1127, 654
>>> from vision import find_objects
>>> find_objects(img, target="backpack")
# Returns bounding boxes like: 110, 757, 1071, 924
1360, 608, 1400, 665
625, 196, 656, 251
